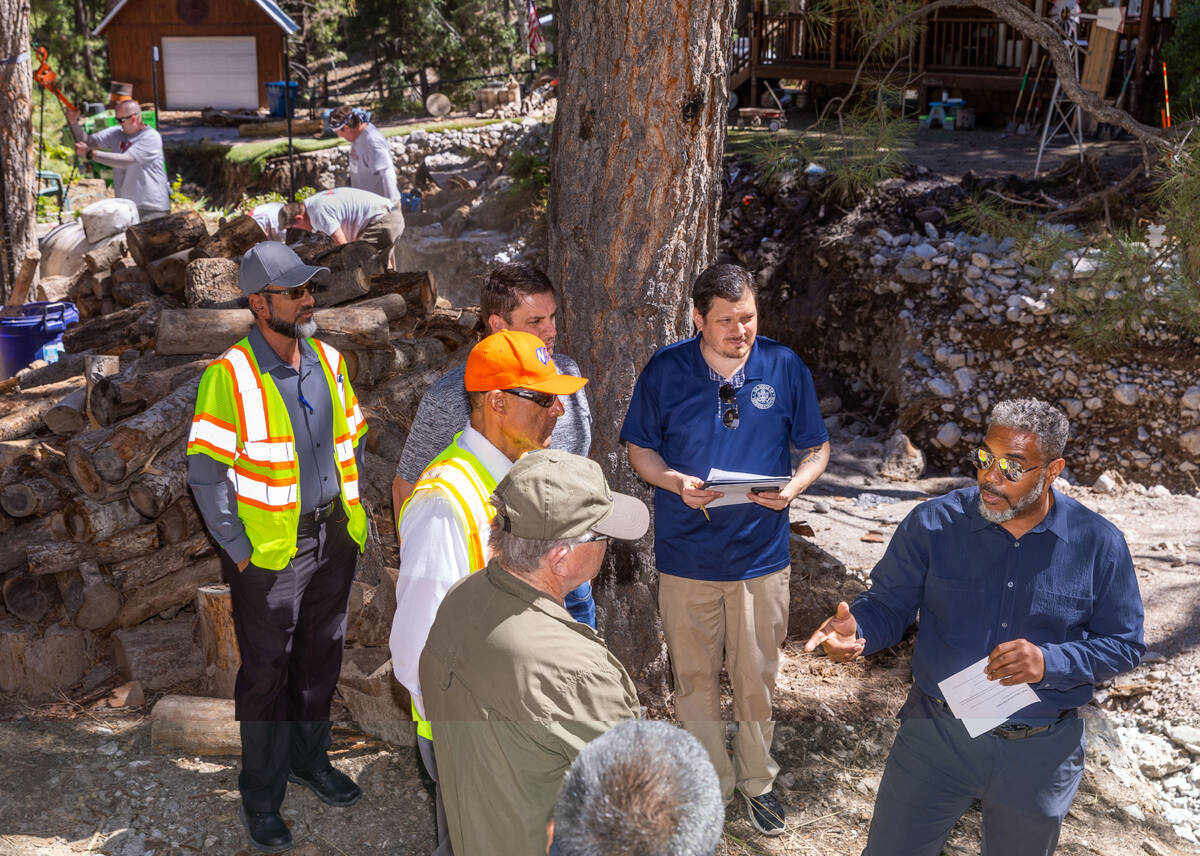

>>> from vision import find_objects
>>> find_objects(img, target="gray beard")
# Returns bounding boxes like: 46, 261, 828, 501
978, 470, 1048, 524
268, 315, 318, 340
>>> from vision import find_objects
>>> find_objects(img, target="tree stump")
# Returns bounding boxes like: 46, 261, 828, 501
189, 214, 264, 262
110, 554, 221, 629
196, 584, 239, 698
125, 210, 208, 271
43, 387, 88, 436
154, 496, 203, 545
90, 375, 201, 485
2, 573, 58, 623
89, 358, 207, 427
113, 616, 205, 690
0, 477, 64, 518
129, 439, 188, 519
55, 560, 122, 631
149, 249, 191, 298
150, 695, 240, 756
155, 308, 389, 356
63, 497, 143, 543
184, 257, 242, 308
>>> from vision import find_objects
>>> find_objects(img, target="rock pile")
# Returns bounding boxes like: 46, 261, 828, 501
726, 166, 1200, 491
1108, 708, 1200, 844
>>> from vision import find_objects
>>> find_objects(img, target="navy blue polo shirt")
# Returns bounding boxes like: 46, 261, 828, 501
621, 335, 827, 581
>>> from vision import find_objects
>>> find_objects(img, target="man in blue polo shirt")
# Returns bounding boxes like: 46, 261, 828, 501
806, 398, 1144, 856
622, 263, 829, 837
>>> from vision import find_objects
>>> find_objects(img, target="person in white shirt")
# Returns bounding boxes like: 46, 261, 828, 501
248, 201, 285, 240
279, 187, 405, 267
389, 329, 588, 856
68, 101, 170, 220
330, 106, 400, 203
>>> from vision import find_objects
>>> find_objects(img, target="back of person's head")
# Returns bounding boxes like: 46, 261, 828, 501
553, 720, 723, 856
691, 263, 756, 318
278, 201, 306, 231
329, 104, 369, 129
481, 263, 556, 322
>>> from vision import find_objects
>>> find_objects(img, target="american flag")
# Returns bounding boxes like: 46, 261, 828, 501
526, 0, 544, 55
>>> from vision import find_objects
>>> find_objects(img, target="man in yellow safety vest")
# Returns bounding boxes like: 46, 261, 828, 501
389, 329, 588, 856
186, 241, 369, 854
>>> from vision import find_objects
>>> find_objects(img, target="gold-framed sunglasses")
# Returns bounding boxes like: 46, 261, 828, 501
968, 447, 1045, 483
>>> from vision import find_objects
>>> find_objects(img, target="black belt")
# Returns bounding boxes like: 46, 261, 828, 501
297, 498, 339, 527
929, 694, 1074, 739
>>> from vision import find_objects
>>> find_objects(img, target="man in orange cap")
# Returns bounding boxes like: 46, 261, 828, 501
388, 329, 587, 856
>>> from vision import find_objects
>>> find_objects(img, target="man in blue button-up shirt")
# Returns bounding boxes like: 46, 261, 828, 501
807, 398, 1144, 856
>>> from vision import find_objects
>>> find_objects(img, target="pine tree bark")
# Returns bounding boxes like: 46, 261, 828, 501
73, 0, 97, 80
0, 0, 37, 303
548, 0, 735, 701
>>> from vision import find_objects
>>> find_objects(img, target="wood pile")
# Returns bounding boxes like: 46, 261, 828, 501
0, 208, 482, 703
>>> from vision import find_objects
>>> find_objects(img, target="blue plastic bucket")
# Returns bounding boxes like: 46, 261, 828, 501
0, 301, 80, 379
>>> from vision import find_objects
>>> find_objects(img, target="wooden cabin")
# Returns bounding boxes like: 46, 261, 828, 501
93, 0, 299, 111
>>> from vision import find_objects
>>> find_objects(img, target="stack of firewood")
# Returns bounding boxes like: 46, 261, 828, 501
0, 209, 480, 704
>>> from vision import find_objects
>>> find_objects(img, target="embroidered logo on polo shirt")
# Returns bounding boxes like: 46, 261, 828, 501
750, 383, 776, 410
535, 347, 550, 365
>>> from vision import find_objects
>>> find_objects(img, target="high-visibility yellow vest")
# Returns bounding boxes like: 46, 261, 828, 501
186, 336, 369, 570
398, 432, 498, 740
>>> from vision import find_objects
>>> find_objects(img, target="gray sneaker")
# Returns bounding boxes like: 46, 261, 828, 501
742, 789, 786, 836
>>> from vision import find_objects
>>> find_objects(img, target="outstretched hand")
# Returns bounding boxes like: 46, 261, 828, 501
804, 601, 864, 662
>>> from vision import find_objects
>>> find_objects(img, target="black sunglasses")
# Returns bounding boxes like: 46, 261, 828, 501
503, 388, 558, 408
261, 283, 316, 300
719, 383, 739, 430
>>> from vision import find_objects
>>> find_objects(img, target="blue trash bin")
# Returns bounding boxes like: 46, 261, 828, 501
266, 81, 299, 118
0, 301, 80, 379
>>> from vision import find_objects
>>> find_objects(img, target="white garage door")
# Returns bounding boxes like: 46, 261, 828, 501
162, 36, 259, 110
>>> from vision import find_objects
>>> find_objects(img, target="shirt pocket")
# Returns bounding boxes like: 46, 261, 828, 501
922, 574, 989, 646
1028, 587, 1091, 641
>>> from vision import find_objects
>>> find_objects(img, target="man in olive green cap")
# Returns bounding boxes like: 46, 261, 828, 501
419, 449, 648, 856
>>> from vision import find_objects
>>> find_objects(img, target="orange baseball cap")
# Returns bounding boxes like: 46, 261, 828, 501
464, 330, 588, 395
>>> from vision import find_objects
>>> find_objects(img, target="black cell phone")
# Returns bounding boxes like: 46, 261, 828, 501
750, 486, 779, 494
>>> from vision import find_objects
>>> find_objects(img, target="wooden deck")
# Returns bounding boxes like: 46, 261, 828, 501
730, 3, 1140, 107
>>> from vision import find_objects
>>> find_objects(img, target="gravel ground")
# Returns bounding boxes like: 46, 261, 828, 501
1, 425, 1197, 855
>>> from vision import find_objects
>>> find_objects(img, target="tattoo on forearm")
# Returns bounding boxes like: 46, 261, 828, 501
797, 445, 823, 465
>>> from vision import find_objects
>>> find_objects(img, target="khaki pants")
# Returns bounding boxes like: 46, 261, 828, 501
359, 207, 406, 268
659, 566, 790, 802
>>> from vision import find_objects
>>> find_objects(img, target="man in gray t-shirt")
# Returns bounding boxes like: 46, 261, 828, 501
330, 106, 400, 203
69, 101, 170, 219
392, 263, 595, 625
280, 187, 405, 269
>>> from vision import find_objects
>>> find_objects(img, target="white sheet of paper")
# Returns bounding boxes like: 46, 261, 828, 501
702, 467, 789, 508
936, 656, 1041, 738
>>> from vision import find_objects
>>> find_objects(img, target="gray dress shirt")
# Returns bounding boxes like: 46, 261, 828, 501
188, 327, 365, 564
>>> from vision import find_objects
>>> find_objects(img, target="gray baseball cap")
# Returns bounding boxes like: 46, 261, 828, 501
493, 450, 649, 542
238, 241, 328, 296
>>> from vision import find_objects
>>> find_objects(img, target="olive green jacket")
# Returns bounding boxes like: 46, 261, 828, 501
419, 560, 640, 856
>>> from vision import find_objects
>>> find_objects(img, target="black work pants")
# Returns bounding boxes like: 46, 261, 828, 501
220, 511, 358, 813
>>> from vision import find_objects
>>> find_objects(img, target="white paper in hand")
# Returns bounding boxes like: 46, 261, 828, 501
936, 656, 1041, 738
702, 467, 790, 509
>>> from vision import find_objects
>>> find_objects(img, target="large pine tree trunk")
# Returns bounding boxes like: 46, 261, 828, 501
548, 0, 735, 702
0, 0, 37, 303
